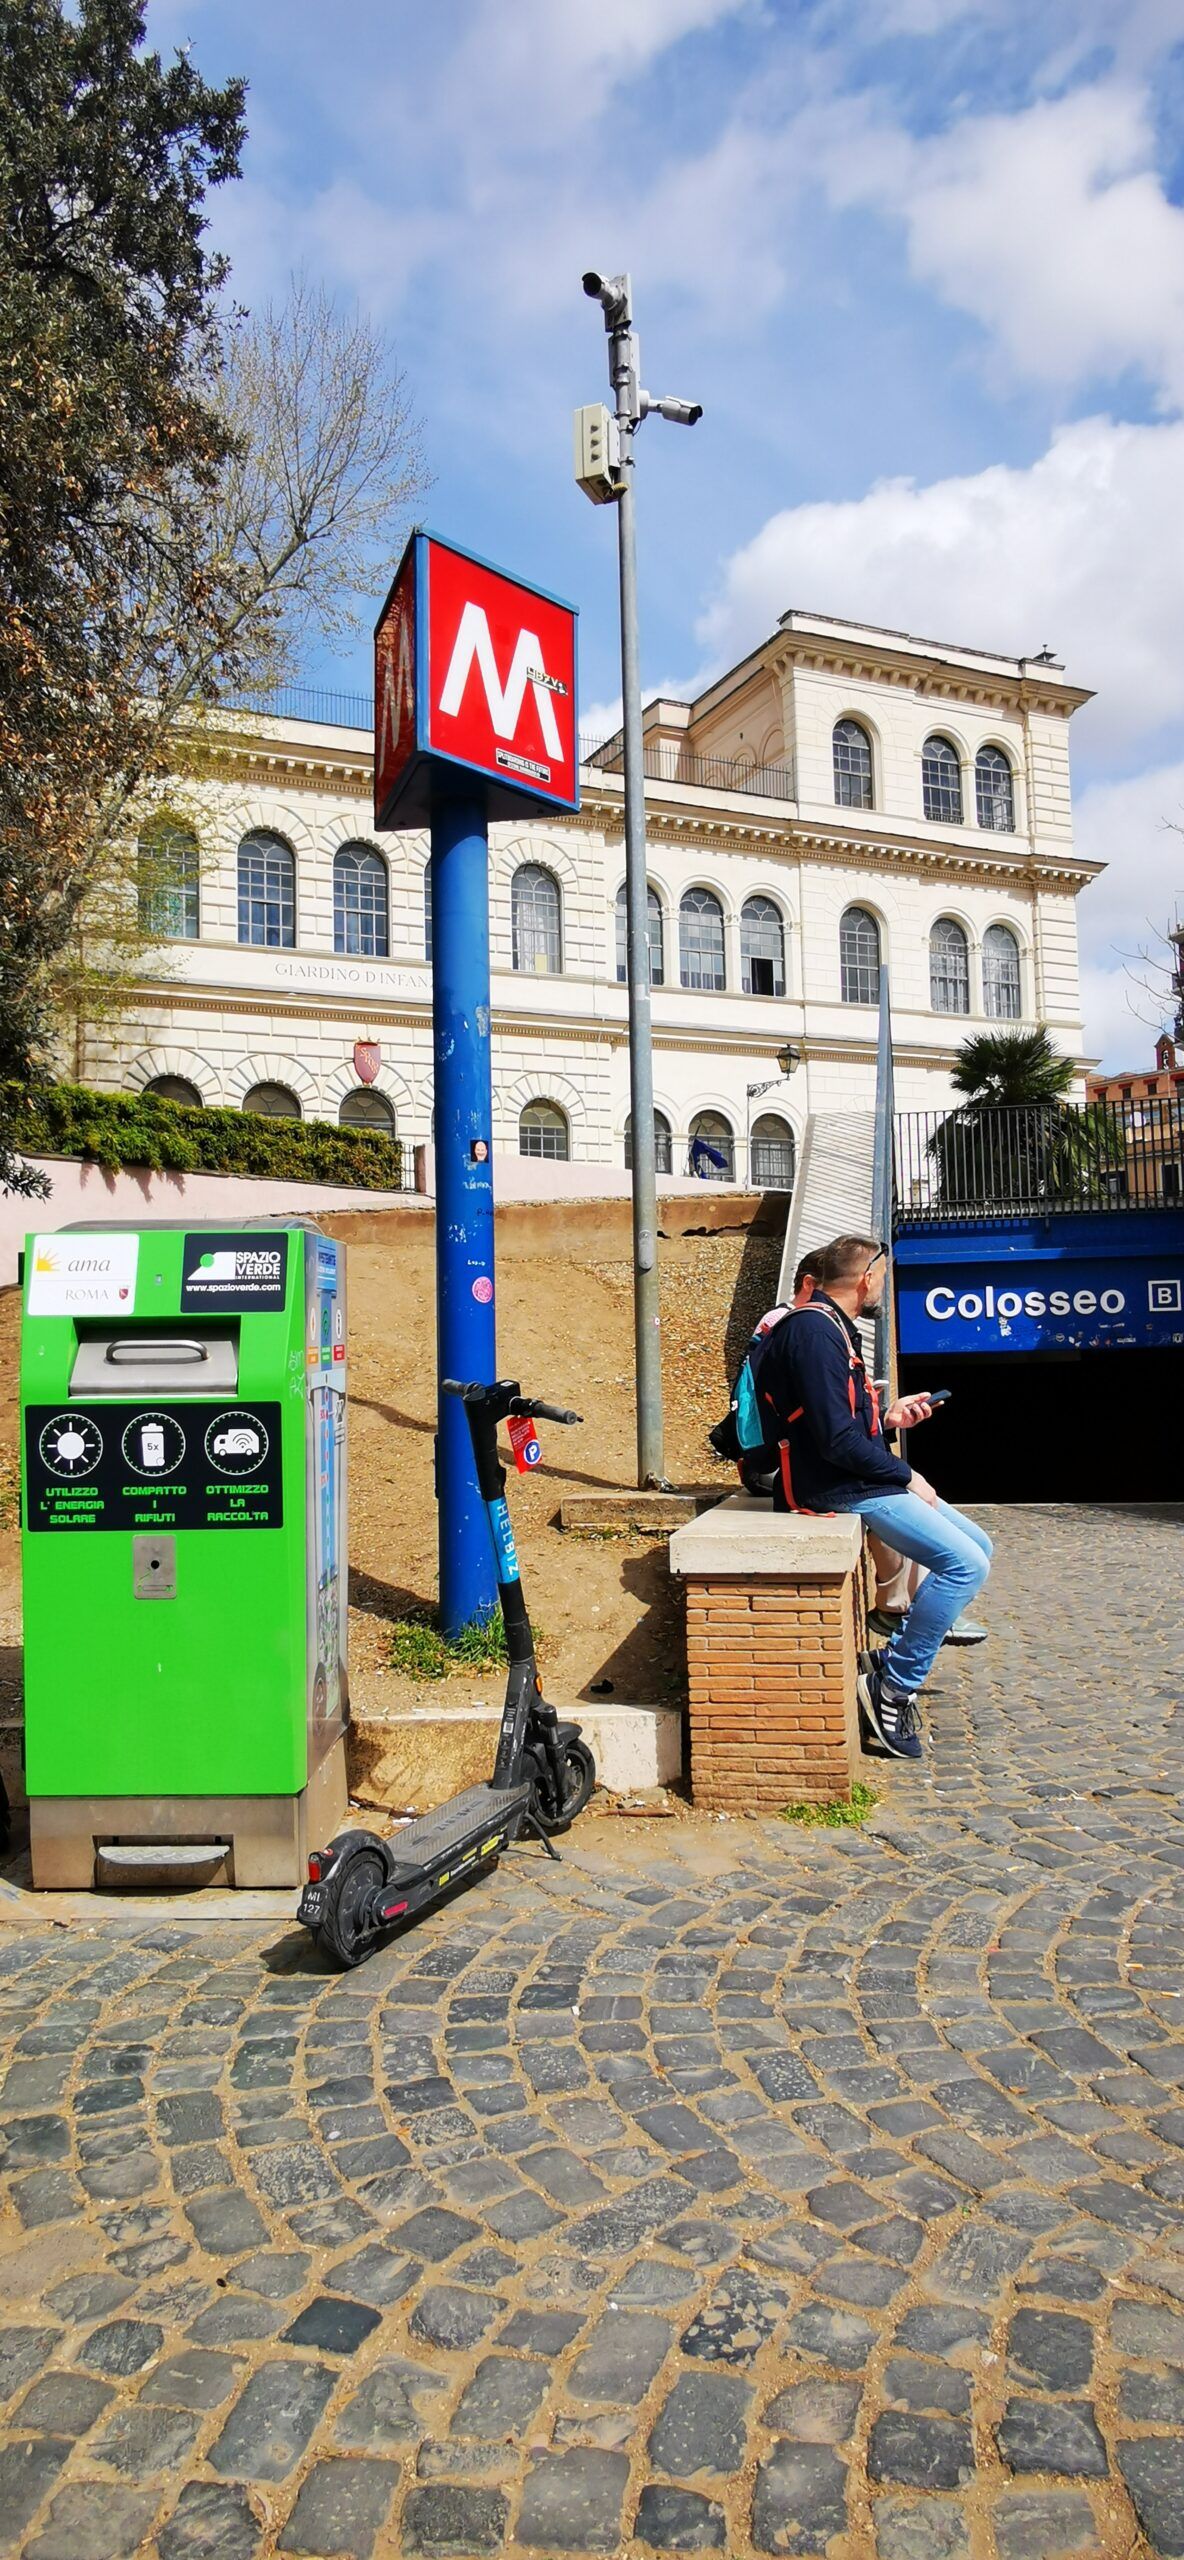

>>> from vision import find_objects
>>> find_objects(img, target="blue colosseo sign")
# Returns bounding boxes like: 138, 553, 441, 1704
898, 1256, 1184, 1353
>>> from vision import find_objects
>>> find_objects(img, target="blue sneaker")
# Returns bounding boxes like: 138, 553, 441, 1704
857, 1652, 923, 1761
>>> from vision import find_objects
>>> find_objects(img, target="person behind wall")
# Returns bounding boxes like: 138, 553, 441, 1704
757, 1232, 993, 1762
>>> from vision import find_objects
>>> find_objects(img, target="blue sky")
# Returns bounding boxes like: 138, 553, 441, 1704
147, 0, 1184, 1063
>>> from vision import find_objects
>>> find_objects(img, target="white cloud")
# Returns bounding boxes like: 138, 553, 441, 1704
699, 415, 1184, 759
812, 80, 1184, 406
1074, 760, 1184, 1063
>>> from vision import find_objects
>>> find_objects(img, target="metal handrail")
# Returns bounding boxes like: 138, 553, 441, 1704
212, 693, 799, 801
579, 733, 796, 801
894, 1097, 1184, 1221
873, 975, 897, 1385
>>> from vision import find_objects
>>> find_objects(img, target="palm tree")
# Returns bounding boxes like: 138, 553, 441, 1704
931, 1029, 1115, 1209
949, 1028, 1075, 1109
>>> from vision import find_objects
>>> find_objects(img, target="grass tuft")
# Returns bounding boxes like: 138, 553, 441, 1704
780, 1780, 878, 1829
389, 1606, 510, 1682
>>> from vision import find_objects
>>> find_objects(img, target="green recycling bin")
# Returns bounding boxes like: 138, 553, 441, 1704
19, 1219, 349, 1888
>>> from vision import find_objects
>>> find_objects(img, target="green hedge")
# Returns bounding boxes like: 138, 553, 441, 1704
7, 1081, 404, 1190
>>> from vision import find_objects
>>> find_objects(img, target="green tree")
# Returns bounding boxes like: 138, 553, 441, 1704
949, 1027, 1076, 1109
932, 1029, 1114, 1209
0, 11, 427, 1193
0, 0, 246, 1194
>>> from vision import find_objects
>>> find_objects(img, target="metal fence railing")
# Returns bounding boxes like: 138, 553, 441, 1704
216, 698, 798, 800
894, 1098, 1184, 1221
222, 685, 375, 730
579, 734, 796, 800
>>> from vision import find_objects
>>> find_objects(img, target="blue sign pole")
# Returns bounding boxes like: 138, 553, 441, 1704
431, 786, 498, 1635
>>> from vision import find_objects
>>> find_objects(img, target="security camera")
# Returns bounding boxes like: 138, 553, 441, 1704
582, 270, 631, 328
644, 394, 703, 427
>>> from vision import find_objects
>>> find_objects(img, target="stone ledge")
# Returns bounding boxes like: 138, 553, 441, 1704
348, 1700, 682, 1810
561, 1489, 724, 1532
670, 1491, 862, 1581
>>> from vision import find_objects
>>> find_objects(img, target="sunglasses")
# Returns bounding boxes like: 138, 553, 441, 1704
860, 1246, 887, 1279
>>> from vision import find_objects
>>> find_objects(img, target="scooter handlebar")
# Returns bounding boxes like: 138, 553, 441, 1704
440, 1380, 582, 1426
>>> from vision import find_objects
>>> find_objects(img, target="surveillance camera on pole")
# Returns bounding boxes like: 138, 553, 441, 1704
575, 271, 702, 1491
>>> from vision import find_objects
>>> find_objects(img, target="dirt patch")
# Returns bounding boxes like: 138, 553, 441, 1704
0, 1210, 787, 1730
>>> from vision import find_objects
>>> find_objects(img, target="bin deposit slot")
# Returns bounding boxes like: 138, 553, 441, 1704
133, 1535, 176, 1599
70, 1324, 239, 1399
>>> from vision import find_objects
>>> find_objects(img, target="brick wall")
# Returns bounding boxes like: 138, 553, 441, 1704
669, 1495, 867, 1813
685, 1570, 861, 1810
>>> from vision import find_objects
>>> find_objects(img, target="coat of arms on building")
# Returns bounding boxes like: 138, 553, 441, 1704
353, 1041, 381, 1085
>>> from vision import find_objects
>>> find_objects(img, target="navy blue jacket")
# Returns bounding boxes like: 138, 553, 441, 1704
757, 1292, 912, 1511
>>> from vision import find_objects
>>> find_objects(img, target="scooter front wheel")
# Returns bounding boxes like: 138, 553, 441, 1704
310, 1839, 390, 1970
531, 1737, 596, 1838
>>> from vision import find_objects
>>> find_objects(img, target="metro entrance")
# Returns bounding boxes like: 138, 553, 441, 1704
894, 1208, 1184, 1505
896, 1345, 1180, 1502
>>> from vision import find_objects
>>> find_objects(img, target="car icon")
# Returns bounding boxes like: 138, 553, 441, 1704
214, 1426, 260, 1458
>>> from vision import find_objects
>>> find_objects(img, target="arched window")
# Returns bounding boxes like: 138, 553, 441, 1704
143, 1075, 202, 1108
512, 864, 562, 973
242, 1081, 302, 1119
624, 1110, 673, 1174
615, 883, 664, 985
740, 895, 785, 998
976, 745, 1015, 833
333, 845, 389, 957
679, 888, 726, 992
340, 1089, 396, 1133
519, 1100, 569, 1160
424, 865, 433, 963
930, 917, 970, 1015
833, 719, 873, 811
839, 905, 881, 1006
689, 1110, 735, 1181
750, 1114, 796, 1192
922, 736, 963, 825
138, 820, 199, 940
983, 923, 1022, 1020
238, 831, 295, 949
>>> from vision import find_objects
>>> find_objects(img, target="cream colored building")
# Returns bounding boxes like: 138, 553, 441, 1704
89, 609, 1100, 1188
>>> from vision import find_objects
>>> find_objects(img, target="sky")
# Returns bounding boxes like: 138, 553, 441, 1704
147, 0, 1184, 1065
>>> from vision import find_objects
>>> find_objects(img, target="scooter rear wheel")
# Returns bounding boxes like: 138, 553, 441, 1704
532, 1737, 596, 1838
313, 1841, 390, 1970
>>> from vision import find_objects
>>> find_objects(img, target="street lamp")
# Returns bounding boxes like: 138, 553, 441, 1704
575, 272, 702, 1491
745, 1043, 800, 1188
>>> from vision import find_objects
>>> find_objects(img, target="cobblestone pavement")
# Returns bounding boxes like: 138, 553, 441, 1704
2, 1506, 1184, 2560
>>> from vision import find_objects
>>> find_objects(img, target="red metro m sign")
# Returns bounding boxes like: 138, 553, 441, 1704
374, 531, 579, 829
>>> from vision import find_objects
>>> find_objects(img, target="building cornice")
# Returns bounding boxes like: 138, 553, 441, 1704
129, 977, 1091, 1075
185, 719, 1097, 891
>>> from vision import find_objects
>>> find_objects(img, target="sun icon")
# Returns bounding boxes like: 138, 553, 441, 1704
38, 1413, 103, 1477
33, 1247, 58, 1274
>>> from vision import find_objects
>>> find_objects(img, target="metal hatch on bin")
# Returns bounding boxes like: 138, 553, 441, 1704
68, 1324, 239, 1400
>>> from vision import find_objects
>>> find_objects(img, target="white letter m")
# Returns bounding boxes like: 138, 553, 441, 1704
437, 603, 562, 758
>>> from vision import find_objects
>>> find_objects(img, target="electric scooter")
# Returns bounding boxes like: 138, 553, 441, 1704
296, 1378, 597, 1969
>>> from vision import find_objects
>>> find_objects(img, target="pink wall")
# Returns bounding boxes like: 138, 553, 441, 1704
0, 1157, 419, 1287
2, 1151, 741, 1287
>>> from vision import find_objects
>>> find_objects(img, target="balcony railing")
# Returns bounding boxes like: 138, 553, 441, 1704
222, 684, 374, 730
216, 694, 798, 801
580, 733, 796, 801
894, 1098, 1184, 1222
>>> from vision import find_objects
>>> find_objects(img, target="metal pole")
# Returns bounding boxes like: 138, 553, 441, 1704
431, 786, 498, 1636
615, 449, 666, 1487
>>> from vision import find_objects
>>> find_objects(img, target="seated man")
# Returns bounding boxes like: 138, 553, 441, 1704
758, 1232, 992, 1763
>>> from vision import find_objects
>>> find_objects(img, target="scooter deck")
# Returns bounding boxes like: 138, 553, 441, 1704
378, 1781, 533, 1916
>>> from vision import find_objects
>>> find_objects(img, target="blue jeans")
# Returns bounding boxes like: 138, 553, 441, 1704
831, 1491, 993, 1695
